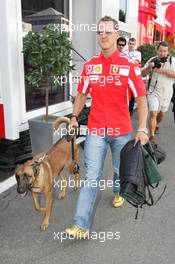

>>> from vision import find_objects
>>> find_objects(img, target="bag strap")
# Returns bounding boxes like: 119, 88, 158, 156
143, 168, 154, 206
145, 185, 154, 206
154, 185, 167, 205
147, 70, 153, 91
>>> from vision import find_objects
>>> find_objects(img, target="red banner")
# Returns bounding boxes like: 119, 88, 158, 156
165, 2, 175, 35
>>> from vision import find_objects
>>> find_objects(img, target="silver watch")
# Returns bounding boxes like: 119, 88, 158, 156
137, 128, 148, 134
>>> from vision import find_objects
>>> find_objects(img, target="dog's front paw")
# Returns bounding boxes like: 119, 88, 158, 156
40, 221, 49, 231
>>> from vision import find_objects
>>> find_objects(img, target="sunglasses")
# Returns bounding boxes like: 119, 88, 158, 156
118, 43, 125, 47
97, 29, 117, 35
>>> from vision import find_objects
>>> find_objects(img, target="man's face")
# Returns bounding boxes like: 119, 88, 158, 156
128, 41, 136, 51
117, 41, 126, 52
157, 46, 169, 58
97, 21, 119, 51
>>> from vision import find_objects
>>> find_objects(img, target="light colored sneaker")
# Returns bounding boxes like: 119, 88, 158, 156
64, 225, 89, 239
112, 194, 124, 208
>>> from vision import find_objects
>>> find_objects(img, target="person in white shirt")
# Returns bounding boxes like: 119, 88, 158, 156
124, 38, 142, 114
124, 37, 141, 65
141, 41, 175, 140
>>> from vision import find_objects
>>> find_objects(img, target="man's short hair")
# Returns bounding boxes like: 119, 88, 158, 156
98, 16, 119, 31
157, 41, 169, 50
129, 37, 136, 43
117, 37, 127, 45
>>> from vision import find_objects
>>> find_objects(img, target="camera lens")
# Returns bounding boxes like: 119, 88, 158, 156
160, 57, 167, 63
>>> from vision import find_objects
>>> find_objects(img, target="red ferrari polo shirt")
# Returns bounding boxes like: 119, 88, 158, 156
77, 49, 146, 137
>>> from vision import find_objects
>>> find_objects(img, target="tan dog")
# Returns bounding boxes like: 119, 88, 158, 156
15, 117, 80, 230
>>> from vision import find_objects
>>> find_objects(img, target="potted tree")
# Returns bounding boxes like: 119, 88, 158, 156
23, 24, 75, 155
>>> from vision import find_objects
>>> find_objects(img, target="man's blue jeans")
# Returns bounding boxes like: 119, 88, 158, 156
73, 132, 132, 230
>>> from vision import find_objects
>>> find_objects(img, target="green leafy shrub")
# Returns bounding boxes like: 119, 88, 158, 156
137, 43, 157, 66
23, 24, 75, 120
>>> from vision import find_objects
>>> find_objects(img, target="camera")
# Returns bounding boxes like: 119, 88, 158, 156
151, 57, 168, 69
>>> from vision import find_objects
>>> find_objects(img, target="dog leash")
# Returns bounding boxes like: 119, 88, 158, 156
65, 127, 80, 175
64, 127, 80, 175
71, 137, 80, 174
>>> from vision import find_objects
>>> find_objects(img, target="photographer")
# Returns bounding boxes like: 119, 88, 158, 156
141, 42, 175, 140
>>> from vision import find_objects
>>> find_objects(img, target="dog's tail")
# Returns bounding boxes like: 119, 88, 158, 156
53, 117, 70, 130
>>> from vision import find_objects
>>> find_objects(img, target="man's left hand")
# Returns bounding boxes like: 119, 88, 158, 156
154, 66, 175, 78
135, 131, 149, 145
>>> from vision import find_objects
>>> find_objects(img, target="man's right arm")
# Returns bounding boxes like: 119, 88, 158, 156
141, 62, 153, 77
141, 57, 155, 77
69, 64, 91, 129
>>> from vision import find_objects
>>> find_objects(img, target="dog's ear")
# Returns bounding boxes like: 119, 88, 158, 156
15, 164, 22, 174
32, 162, 41, 177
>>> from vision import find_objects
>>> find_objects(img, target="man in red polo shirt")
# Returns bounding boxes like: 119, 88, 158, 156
65, 16, 148, 238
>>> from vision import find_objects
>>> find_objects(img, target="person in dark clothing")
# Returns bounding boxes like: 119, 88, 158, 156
117, 37, 126, 53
